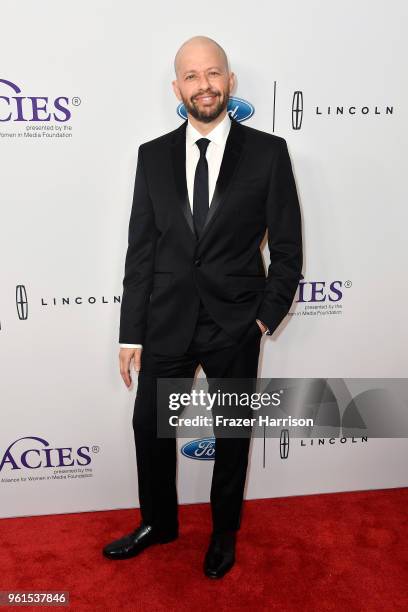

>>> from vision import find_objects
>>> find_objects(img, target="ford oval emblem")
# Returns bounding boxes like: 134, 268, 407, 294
176, 96, 254, 122
181, 437, 216, 460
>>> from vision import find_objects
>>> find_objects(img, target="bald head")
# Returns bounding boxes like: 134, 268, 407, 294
174, 35, 230, 78
172, 35, 235, 128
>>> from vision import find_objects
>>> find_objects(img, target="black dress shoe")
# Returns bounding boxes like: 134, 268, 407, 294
203, 530, 236, 578
102, 522, 178, 560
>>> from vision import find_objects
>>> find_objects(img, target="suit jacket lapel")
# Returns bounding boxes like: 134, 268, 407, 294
170, 119, 195, 237
170, 115, 246, 243
199, 116, 245, 243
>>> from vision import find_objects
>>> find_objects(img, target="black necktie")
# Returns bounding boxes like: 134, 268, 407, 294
193, 138, 210, 239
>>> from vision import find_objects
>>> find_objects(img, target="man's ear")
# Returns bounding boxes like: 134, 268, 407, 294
172, 79, 182, 101
229, 71, 236, 95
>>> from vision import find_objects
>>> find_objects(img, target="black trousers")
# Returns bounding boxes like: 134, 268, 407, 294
132, 299, 262, 536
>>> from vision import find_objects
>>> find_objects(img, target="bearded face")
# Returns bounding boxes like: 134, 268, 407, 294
180, 80, 230, 123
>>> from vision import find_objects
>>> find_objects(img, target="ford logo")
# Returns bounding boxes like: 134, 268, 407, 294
181, 437, 216, 460
177, 96, 255, 122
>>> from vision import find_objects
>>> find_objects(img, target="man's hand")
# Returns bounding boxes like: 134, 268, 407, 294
256, 318, 268, 334
119, 347, 142, 388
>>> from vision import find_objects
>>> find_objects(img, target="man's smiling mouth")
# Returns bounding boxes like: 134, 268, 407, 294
195, 94, 218, 102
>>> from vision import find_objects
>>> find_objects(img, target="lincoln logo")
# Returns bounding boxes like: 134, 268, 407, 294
292, 91, 303, 130
280, 429, 290, 459
16, 284, 28, 320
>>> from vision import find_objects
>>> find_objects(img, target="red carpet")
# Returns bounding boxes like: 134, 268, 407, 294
0, 488, 407, 611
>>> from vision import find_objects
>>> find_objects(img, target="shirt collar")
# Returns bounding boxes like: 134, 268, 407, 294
186, 112, 231, 149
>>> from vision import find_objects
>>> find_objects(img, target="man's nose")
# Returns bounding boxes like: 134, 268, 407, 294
197, 73, 211, 91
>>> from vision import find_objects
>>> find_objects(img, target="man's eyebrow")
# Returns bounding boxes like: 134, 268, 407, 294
183, 66, 224, 76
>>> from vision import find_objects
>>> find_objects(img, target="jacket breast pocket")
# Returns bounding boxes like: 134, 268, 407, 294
232, 176, 268, 199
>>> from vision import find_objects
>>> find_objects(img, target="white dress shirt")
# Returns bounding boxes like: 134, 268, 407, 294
185, 111, 231, 212
119, 113, 267, 349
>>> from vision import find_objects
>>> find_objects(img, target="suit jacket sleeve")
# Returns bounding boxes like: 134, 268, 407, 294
119, 145, 157, 344
256, 138, 303, 336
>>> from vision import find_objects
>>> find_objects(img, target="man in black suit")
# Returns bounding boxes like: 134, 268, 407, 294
103, 35, 303, 578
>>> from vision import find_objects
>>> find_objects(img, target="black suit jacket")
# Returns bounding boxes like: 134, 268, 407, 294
119, 116, 303, 355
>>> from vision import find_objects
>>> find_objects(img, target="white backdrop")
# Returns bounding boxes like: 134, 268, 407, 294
1, 0, 407, 518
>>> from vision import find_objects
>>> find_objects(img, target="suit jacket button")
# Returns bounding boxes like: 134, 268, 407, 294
194, 258, 201, 266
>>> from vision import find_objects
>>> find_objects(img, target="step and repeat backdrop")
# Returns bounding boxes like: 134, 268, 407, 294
1, 0, 407, 518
